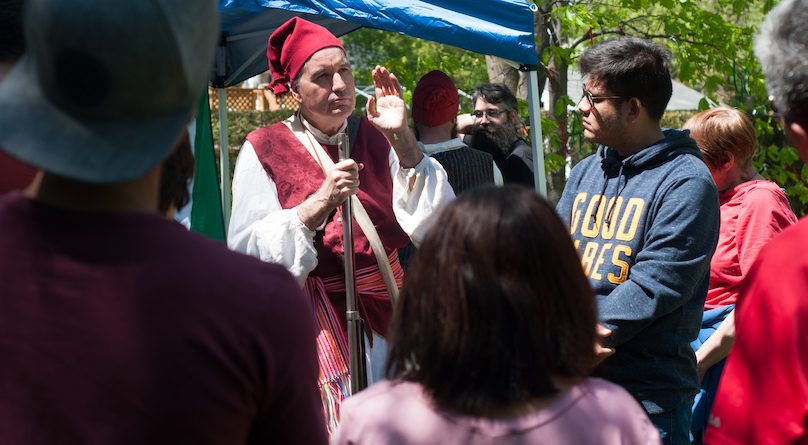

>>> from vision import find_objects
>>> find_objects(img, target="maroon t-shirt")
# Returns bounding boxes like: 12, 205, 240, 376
0, 151, 37, 193
0, 193, 327, 445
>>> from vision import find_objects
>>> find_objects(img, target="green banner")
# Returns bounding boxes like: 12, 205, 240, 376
190, 90, 226, 241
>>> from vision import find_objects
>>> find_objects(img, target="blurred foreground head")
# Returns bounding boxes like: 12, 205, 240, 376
387, 185, 597, 415
0, 0, 219, 183
755, 0, 808, 129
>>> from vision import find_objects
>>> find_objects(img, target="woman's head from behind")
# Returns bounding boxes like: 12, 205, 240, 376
684, 107, 757, 185
387, 186, 596, 415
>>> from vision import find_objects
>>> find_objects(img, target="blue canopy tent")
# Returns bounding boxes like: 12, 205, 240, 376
200, 0, 543, 236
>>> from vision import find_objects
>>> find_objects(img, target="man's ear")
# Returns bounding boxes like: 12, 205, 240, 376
626, 98, 642, 122
718, 151, 736, 172
785, 121, 808, 163
290, 86, 303, 105
509, 110, 521, 125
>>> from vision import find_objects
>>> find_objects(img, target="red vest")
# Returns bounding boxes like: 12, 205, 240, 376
247, 118, 410, 279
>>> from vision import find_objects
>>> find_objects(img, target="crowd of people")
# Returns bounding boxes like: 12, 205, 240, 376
1, 0, 807, 444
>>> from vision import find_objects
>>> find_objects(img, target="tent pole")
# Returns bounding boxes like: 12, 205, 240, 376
217, 88, 231, 231
526, 70, 547, 197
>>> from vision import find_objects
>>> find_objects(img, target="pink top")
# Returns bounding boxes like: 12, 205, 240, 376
705, 180, 797, 308
332, 378, 660, 445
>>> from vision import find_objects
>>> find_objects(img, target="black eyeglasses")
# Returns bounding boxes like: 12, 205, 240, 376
471, 109, 506, 119
582, 87, 629, 107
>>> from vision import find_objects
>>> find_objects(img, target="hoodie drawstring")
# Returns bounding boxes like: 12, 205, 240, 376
591, 174, 610, 225
591, 150, 625, 228
604, 162, 625, 226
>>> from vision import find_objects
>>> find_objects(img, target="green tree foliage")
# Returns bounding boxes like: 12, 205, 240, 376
341, 28, 489, 112
531, 0, 808, 214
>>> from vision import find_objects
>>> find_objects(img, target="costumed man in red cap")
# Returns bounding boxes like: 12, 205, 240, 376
412, 70, 502, 195
227, 17, 455, 432
397, 70, 502, 268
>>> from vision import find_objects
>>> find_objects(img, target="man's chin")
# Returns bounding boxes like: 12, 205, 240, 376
332, 103, 355, 116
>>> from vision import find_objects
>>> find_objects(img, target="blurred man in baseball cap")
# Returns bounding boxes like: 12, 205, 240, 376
0, 2, 326, 443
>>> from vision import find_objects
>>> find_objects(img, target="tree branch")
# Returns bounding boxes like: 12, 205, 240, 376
570, 29, 625, 50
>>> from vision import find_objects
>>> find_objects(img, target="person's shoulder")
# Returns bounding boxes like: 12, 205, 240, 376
511, 138, 530, 151
510, 138, 532, 158
755, 216, 808, 260
739, 180, 788, 201
578, 377, 641, 402
568, 152, 601, 174
245, 120, 290, 146
162, 228, 301, 304
570, 378, 661, 443
572, 378, 656, 427
0, 191, 26, 214
247, 119, 287, 136
343, 380, 426, 413
663, 148, 712, 179
653, 146, 715, 194
461, 145, 495, 161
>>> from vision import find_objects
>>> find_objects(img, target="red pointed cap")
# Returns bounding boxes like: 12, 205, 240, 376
267, 17, 344, 96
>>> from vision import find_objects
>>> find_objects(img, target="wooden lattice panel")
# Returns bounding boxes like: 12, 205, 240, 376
208, 88, 300, 112
208, 88, 257, 111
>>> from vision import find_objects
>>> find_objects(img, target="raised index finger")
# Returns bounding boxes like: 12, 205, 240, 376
372, 65, 397, 97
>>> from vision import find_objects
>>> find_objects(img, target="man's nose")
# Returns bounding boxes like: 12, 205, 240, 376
577, 96, 590, 113
332, 72, 346, 92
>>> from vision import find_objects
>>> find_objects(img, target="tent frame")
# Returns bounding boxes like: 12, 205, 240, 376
212, 3, 545, 232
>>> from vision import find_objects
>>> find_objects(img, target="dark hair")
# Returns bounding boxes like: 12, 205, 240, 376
579, 36, 672, 121
755, 0, 808, 126
472, 83, 518, 115
386, 186, 597, 415
0, 0, 25, 62
158, 132, 195, 215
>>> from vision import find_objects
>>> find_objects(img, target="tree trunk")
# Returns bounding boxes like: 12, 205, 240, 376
484, 55, 519, 95
546, 60, 569, 204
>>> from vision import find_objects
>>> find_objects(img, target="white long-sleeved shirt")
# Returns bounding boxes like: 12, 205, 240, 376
228, 133, 454, 285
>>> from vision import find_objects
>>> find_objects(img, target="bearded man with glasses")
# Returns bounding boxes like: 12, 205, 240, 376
460, 83, 535, 186
555, 36, 720, 444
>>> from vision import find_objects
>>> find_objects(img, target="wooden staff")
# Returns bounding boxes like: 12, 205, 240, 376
337, 132, 368, 394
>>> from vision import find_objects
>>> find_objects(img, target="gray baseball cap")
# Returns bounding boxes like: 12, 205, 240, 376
0, 0, 219, 183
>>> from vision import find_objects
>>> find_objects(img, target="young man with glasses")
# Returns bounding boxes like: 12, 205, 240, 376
556, 36, 720, 444
461, 83, 535, 186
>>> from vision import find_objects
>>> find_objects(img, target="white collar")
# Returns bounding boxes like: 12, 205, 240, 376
300, 113, 348, 145
419, 137, 468, 155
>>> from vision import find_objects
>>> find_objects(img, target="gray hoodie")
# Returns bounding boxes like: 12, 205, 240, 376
556, 129, 719, 414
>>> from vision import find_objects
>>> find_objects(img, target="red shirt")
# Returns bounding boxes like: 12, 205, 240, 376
705, 180, 796, 309
705, 217, 808, 444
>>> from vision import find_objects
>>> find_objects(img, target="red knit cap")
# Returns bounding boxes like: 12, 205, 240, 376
267, 17, 344, 96
411, 70, 459, 127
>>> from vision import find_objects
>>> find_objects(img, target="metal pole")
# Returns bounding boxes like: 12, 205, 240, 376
338, 133, 367, 395
526, 70, 548, 197
217, 88, 231, 231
